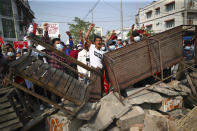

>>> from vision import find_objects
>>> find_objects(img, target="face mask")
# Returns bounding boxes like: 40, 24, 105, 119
7, 52, 15, 56
109, 45, 116, 51
23, 52, 28, 55
101, 47, 106, 51
78, 46, 83, 50
134, 36, 141, 42
123, 42, 127, 46
56, 44, 64, 50
184, 46, 191, 50
16, 56, 20, 60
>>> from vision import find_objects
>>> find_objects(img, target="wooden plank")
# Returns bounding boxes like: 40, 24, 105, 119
24, 60, 43, 76
0, 112, 17, 123
34, 63, 50, 80
71, 81, 81, 100
0, 102, 11, 110
186, 72, 197, 95
17, 56, 35, 72
63, 76, 74, 95
47, 69, 63, 88
66, 78, 77, 97
0, 97, 8, 103
1, 122, 23, 131
56, 73, 70, 92
0, 87, 13, 95
80, 85, 88, 102
0, 118, 20, 129
40, 67, 56, 85
9, 54, 29, 67
0, 107, 14, 116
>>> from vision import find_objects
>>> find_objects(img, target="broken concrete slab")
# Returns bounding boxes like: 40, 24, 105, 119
117, 106, 145, 131
177, 84, 192, 94
88, 92, 132, 131
143, 110, 169, 131
124, 87, 163, 105
148, 84, 188, 96
76, 102, 101, 121
78, 124, 99, 131
130, 124, 144, 131
108, 127, 120, 131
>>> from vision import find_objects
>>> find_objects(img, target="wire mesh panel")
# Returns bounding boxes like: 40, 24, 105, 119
104, 26, 183, 90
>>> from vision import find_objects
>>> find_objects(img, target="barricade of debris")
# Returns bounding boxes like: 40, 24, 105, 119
46, 73, 197, 131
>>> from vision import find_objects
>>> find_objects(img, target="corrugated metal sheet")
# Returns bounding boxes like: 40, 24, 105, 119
104, 26, 183, 90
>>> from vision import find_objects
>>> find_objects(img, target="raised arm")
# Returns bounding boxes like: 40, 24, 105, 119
85, 24, 95, 46
130, 24, 135, 43
43, 23, 50, 44
80, 30, 84, 47
66, 31, 74, 48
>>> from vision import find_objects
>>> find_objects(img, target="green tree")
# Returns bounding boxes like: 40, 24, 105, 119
68, 17, 95, 44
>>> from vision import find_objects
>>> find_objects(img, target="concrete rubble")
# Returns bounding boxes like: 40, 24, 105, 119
116, 106, 145, 130
87, 92, 132, 130
124, 87, 163, 105
46, 79, 197, 131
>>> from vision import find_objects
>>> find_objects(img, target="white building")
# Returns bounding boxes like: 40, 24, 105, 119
94, 27, 103, 37
136, 0, 197, 33
115, 27, 130, 40
0, 0, 34, 44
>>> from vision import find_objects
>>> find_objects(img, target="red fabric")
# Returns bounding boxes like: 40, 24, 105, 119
110, 35, 117, 40
0, 37, 4, 45
14, 41, 28, 49
15, 76, 24, 84
32, 23, 37, 35
104, 72, 110, 94
69, 50, 79, 59
137, 30, 145, 34
47, 51, 67, 71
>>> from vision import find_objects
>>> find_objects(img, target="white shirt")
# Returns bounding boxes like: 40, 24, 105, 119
89, 44, 105, 69
77, 49, 90, 76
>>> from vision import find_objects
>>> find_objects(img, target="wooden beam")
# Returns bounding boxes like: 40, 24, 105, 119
29, 34, 101, 76
6, 78, 74, 115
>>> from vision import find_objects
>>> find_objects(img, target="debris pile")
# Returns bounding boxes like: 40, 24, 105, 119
47, 76, 197, 131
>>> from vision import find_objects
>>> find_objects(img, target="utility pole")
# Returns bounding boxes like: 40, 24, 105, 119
91, 9, 94, 23
120, 0, 123, 40
137, 0, 139, 14
11, 0, 18, 41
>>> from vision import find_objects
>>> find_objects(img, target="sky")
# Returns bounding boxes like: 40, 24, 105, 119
29, 0, 155, 42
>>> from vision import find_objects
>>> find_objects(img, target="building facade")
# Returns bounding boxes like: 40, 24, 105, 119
136, 0, 197, 33
94, 26, 103, 37
0, 0, 34, 44
115, 27, 130, 40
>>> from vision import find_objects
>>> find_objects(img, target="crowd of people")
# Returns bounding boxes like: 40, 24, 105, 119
1, 22, 195, 109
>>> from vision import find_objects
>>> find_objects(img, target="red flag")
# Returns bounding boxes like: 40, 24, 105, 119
0, 36, 4, 44
32, 23, 37, 35
104, 72, 110, 94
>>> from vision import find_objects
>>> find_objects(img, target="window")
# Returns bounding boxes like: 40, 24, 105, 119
2, 18, 16, 38
146, 11, 152, 19
165, 19, 175, 28
165, 2, 175, 12
146, 25, 152, 31
155, 8, 160, 16
188, 17, 193, 25
0, 0, 13, 17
